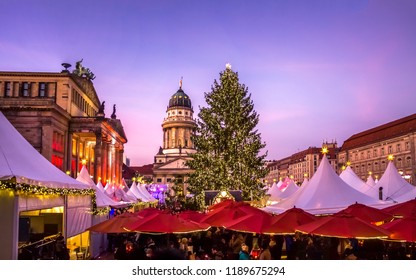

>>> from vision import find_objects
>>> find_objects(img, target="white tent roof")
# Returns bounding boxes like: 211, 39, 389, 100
96, 181, 105, 192
76, 165, 96, 186
76, 165, 124, 208
126, 181, 139, 199
137, 183, 158, 202
0, 111, 89, 190
366, 175, 376, 187
263, 155, 389, 215
276, 180, 299, 200
114, 186, 137, 202
365, 161, 416, 203
339, 166, 372, 193
266, 181, 282, 202
300, 177, 309, 188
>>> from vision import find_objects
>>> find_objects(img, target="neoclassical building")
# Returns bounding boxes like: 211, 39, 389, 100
338, 114, 416, 183
0, 62, 127, 186
152, 82, 196, 193
264, 142, 339, 186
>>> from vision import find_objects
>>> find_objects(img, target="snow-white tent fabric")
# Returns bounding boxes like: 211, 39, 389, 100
262, 155, 390, 215
127, 181, 144, 201
76, 165, 124, 208
366, 175, 376, 187
339, 166, 372, 193
0, 112, 89, 190
300, 178, 309, 188
274, 180, 299, 201
0, 111, 92, 259
365, 161, 416, 203
266, 182, 283, 202
96, 181, 105, 193
137, 184, 158, 202
114, 186, 137, 202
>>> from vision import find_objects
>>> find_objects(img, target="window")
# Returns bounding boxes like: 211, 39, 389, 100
397, 144, 401, 152
5, 82, 12, 97
367, 151, 371, 159
373, 149, 377, 157
157, 178, 162, 183
381, 147, 385, 156
21, 82, 30, 97
388, 145, 392, 153
405, 142, 410, 150
39, 82, 47, 97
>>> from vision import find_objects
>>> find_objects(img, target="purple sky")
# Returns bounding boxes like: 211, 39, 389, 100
1, 0, 415, 166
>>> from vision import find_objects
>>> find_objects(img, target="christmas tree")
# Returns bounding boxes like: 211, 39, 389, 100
186, 64, 268, 208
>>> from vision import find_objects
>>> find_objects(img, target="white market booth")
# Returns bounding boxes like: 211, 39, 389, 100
0, 112, 93, 260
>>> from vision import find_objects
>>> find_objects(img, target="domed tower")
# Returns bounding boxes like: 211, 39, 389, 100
153, 80, 196, 193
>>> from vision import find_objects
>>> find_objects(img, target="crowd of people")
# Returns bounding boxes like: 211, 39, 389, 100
107, 227, 415, 260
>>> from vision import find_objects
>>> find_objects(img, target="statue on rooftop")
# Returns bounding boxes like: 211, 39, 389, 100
111, 104, 116, 119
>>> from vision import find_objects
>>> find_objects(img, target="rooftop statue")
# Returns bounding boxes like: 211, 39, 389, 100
73, 59, 96, 80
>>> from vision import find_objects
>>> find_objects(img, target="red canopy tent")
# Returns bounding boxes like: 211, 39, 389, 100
337, 202, 394, 224
380, 216, 416, 242
124, 211, 211, 234
382, 198, 416, 218
87, 212, 143, 233
201, 201, 267, 228
223, 211, 274, 234
295, 212, 391, 239
262, 207, 318, 235
177, 210, 206, 222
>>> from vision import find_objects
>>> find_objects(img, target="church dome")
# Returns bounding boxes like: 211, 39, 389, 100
168, 88, 192, 109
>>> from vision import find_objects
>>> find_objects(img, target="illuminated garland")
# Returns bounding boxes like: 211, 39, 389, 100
1, 181, 160, 216
0, 180, 100, 213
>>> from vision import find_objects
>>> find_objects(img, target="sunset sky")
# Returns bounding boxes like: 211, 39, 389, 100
1, 0, 415, 166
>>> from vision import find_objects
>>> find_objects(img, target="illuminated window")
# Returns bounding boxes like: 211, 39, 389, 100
72, 139, 77, 156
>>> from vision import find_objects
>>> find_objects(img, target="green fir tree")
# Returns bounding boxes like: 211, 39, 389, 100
186, 65, 268, 207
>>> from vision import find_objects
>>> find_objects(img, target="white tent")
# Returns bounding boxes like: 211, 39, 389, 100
76, 165, 124, 208
365, 161, 416, 203
127, 181, 142, 200
266, 181, 282, 203
339, 166, 372, 193
0, 111, 92, 259
276, 179, 299, 200
137, 183, 158, 202
113, 186, 137, 202
262, 155, 390, 215
366, 175, 376, 187
300, 177, 309, 188
96, 181, 105, 193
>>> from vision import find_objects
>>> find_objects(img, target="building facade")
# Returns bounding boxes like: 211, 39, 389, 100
0, 62, 127, 186
338, 114, 416, 184
264, 142, 339, 186
152, 83, 197, 193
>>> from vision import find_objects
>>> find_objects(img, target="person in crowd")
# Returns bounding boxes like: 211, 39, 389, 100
55, 232, 69, 260
269, 235, 284, 260
259, 240, 272, 260
239, 243, 250, 260
211, 245, 225, 260
230, 233, 245, 260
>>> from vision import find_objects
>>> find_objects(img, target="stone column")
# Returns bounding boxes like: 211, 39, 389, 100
94, 132, 102, 184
